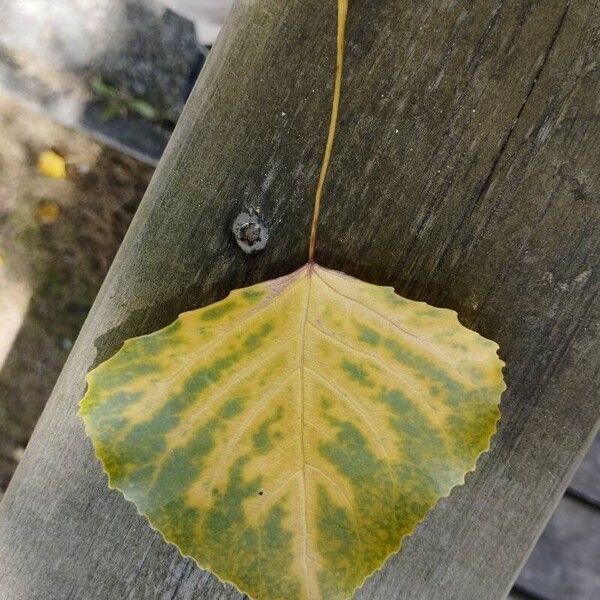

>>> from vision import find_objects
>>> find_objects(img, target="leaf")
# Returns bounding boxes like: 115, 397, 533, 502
37, 149, 66, 179
99, 103, 124, 122
80, 263, 504, 600
35, 199, 61, 224
90, 76, 118, 99
128, 98, 158, 120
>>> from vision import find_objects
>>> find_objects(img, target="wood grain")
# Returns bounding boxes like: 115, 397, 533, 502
1, 1, 599, 599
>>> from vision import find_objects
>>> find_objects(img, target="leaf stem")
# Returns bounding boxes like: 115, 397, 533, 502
308, 0, 349, 263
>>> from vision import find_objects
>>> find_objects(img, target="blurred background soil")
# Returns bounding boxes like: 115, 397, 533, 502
0, 93, 153, 493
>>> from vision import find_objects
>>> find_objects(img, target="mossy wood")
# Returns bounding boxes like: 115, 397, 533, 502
80, 265, 504, 599
1, 1, 599, 600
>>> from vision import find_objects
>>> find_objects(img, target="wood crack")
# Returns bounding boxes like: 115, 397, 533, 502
470, 1, 571, 215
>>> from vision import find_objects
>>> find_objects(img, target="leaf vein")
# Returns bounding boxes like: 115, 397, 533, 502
314, 269, 474, 386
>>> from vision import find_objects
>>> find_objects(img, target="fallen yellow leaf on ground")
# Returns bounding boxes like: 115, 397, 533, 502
35, 199, 61, 224
37, 149, 67, 179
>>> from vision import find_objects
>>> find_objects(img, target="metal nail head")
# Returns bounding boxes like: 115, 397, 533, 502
232, 207, 269, 254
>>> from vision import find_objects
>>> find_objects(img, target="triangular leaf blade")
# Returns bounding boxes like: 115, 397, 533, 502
80, 264, 504, 600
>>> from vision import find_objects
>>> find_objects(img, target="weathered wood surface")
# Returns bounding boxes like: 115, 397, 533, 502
515, 496, 600, 599
1, 0, 599, 599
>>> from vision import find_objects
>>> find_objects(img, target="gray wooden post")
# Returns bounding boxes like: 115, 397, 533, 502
1, 1, 599, 598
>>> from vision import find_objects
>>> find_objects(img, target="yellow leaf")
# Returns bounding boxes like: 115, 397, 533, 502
35, 199, 61, 224
80, 263, 504, 600
37, 149, 67, 179
80, 1, 506, 597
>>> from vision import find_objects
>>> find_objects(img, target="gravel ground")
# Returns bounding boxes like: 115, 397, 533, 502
0, 94, 153, 491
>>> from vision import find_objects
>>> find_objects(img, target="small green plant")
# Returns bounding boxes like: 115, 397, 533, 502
90, 77, 158, 122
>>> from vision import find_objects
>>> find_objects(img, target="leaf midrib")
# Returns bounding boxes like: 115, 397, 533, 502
298, 268, 313, 596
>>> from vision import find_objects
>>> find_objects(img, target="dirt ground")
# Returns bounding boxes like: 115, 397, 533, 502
0, 94, 154, 491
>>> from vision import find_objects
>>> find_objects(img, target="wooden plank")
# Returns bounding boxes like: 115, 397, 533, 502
568, 433, 600, 505
515, 496, 600, 600
1, 1, 599, 599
